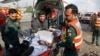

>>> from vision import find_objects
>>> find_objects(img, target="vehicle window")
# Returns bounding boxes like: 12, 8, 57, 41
84, 14, 91, 16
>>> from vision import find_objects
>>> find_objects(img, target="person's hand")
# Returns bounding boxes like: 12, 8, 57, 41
53, 31, 57, 37
38, 40, 45, 45
45, 42, 52, 48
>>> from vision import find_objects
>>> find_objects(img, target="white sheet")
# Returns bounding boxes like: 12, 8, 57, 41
38, 30, 54, 44
23, 30, 62, 56
29, 33, 48, 56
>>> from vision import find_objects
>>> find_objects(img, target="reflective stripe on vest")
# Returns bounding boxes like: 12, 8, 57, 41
69, 19, 82, 50
95, 18, 100, 27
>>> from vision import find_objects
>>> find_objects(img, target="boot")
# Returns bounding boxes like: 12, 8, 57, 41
96, 41, 99, 46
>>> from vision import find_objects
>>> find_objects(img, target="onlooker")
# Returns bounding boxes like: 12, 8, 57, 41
31, 11, 48, 33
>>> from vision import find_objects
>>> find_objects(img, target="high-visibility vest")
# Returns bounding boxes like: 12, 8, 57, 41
62, 20, 83, 49
68, 19, 83, 50
95, 17, 100, 27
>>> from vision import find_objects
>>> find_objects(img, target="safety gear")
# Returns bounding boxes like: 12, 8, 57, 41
61, 20, 82, 50
68, 19, 82, 50
95, 17, 100, 27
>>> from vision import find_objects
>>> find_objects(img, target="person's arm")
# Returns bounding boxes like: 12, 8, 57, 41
43, 19, 48, 30
18, 26, 24, 36
1, 25, 11, 45
21, 46, 34, 56
31, 20, 38, 33
57, 27, 76, 48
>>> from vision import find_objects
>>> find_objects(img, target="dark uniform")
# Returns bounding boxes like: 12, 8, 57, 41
1, 17, 23, 50
57, 25, 78, 56
48, 18, 59, 29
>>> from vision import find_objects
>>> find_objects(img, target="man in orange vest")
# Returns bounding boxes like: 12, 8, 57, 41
57, 4, 82, 56
92, 12, 100, 46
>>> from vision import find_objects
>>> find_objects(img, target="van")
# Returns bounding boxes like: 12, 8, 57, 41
31, 0, 64, 28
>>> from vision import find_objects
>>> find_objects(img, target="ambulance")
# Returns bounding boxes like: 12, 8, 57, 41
31, 0, 65, 27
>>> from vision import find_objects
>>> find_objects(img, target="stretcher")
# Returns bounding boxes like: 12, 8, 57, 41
24, 29, 61, 56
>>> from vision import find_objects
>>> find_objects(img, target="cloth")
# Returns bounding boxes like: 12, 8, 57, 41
29, 33, 48, 56
24, 30, 62, 56
31, 19, 48, 33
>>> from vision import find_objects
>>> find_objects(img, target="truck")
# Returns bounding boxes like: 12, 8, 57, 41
81, 12, 94, 24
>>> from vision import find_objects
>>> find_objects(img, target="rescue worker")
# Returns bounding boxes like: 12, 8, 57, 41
47, 8, 61, 56
92, 13, 100, 46
90, 13, 97, 32
57, 4, 83, 56
42, 3, 51, 16
48, 8, 59, 29
31, 11, 48, 33
1, 8, 23, 56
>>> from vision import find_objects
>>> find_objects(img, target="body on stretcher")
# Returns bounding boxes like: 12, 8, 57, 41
23, 29, 61, 56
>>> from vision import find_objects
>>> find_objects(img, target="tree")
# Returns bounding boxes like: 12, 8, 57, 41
24, 6, 33, 13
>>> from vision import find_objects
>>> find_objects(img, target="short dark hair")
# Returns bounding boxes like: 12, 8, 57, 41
65, 4, 78, 14
9, 8, 17, 14
38, 11, 46, 16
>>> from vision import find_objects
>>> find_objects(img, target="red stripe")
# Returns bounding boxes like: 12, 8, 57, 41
39, 50, 51, 56
75, 44, 82, 50
74, 37, 82, 43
